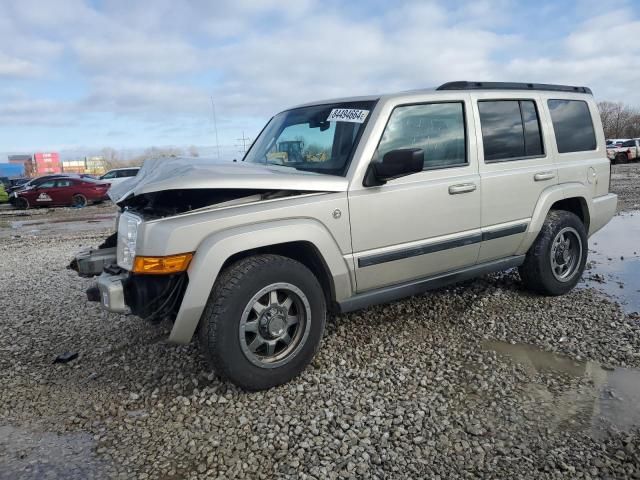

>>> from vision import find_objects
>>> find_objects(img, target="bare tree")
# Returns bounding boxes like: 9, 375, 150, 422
100, 147, 121, 170
598, 101, 640, 138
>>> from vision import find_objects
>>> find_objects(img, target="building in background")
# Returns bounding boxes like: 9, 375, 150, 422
60, 156, 107, 175
8, 154, 33, 176
61, 160, 86, 174
84, 156, 107, 175
33, 152, 61, 174
0, 163, 26, 178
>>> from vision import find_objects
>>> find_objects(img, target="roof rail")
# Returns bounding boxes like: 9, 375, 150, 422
437, 81, 592, 95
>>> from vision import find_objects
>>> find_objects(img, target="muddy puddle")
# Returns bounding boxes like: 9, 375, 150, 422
0, 424, 107, 479
582, 210, 640, 313
484, 340, 640, 439
2, 213, 116, 238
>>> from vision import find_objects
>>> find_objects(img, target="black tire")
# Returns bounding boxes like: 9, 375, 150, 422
615, 153, 628, 164
72, 194, 87, 208
15, 197, 29, 210
519, 210, 588, 296
198, 254, 326, 391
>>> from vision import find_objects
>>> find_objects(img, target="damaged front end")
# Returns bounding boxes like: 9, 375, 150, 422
70, 233, 188, 322
69, 187, 320, 324
69, 157, 349, 329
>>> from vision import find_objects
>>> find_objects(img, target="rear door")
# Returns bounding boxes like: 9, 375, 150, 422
473, 94, 557, 262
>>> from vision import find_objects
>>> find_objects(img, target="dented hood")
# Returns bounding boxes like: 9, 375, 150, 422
109, 156, 349, 203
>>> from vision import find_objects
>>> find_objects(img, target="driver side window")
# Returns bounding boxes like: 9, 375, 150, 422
375, 102, 467, 170
102, 171, 116, 179
38, 180, 56, 189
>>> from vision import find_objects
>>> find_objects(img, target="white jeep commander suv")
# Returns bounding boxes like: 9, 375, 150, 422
72, 81, 617, 390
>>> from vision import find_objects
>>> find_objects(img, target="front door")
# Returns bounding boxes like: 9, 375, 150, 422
349, 99, 481, 292
32, 180, 57, 206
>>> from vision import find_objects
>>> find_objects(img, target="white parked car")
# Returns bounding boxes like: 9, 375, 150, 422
99, 167, 140, 187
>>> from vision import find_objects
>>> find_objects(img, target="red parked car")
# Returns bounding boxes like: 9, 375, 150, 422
13, 177, 110, 209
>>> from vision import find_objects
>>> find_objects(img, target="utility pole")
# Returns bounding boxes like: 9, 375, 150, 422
210, 97, 221, 161
235, 131, 252, 156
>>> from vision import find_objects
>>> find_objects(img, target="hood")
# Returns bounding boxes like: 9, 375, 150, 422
109, 156, 348, 204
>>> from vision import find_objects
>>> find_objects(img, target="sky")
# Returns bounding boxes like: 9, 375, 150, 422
1, 0, 639, 160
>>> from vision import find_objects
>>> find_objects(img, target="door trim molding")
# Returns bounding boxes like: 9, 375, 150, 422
338, 255, 525, 313
481, 222, 528, 241
357, 233, 481, 268
357, 222, 528, 268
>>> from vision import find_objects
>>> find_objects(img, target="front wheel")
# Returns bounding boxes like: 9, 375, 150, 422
519, 210, 588, 296
15, 197, 29, 210
198, 254, 326, 390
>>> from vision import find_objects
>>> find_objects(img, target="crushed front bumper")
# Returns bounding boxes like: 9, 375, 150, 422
70, 247, 117, 277
72, 242, 188, 321
97, 271, 129, 313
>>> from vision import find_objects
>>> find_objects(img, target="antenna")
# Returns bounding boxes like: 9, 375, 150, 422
210, 97, 221, 161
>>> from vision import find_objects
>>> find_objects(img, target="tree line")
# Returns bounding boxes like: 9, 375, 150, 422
101, 145, 200, 170
598, 102, 640, 139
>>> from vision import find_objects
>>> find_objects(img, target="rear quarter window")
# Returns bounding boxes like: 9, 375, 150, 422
547, 99, 597, 153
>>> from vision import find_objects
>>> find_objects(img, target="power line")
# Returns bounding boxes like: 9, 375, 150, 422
235, 131, 252, 156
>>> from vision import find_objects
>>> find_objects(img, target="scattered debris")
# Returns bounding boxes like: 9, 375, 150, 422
53, 352, 79, 364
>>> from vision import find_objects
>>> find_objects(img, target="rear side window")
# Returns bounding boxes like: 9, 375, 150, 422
478, 100, 544, 162
375, 102, 467, 170
119, 169, 137, 177
547, 99, 596, 153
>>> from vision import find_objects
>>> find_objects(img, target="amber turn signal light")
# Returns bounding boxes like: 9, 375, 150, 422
133, 253, 193, 275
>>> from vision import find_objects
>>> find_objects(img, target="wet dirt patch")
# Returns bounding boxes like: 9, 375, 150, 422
582, 210, 640, 313
0, 423, 107, 479
484, 340, 640, 440
1, 212, 116, 238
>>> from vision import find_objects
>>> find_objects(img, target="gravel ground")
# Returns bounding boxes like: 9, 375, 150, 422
1, 166, 639, 479
611, 163, 640, 213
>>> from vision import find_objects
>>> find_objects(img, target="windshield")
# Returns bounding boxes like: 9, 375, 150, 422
245, 101, 376, 176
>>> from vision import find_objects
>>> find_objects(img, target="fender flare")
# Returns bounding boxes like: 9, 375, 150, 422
515, 183, 591, 256
168, 218, 352, 344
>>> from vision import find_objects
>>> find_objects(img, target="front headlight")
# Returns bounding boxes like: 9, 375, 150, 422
117, 212, 142, 270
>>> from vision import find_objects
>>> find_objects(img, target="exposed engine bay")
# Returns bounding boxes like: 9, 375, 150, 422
119, 188, 313, 219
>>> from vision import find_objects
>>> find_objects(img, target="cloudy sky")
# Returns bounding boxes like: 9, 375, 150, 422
1, 0, 639, 159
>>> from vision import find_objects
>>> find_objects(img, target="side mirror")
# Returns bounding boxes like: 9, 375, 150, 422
364, 148, 424, 187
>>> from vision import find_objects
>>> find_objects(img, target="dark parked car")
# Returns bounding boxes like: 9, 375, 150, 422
12, 177, 110, 209
7, 174, 74, 195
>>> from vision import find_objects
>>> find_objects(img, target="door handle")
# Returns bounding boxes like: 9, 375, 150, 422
448, 183, 477, 195
534, 171, 555, 182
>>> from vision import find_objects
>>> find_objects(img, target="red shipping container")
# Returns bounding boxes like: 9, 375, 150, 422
34, 152, 62, 174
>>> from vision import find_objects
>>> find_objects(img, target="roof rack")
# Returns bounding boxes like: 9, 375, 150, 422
436, 81, 592, 95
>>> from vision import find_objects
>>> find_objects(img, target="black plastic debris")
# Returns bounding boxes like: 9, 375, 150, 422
86, 285, 100, 302
53, 352, 78, 364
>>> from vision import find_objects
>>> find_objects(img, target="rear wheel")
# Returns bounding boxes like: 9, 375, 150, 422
72, 194, 87, 208
15, 197, 29, 210
198, 254, 326, 390
519, 210, 587, 295
615, 153, 628, 164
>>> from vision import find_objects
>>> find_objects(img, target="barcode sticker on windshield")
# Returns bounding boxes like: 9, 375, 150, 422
327, 108, 369, 123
